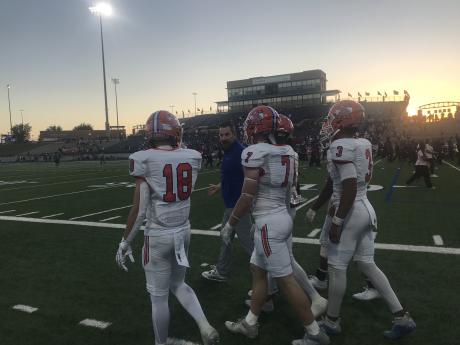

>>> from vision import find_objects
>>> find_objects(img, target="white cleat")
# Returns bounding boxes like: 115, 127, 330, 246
352, 287, 381, 301
309, 276, 328, 290
292, 330, 330, 345
200, 325, 220, 345
311, 296, 328, 318
224, 318, 258, 339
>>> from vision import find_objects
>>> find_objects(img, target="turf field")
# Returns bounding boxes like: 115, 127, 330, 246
0, 158, 459, 345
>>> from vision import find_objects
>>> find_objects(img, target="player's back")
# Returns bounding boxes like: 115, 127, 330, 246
129, 148, 202, 235
242, 143, 297, 216
328, 138, 373, 202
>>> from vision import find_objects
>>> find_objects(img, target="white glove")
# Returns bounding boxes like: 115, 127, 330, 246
306, 208, 316, 223
115, 239, 135, 272
220, 222, 234, 246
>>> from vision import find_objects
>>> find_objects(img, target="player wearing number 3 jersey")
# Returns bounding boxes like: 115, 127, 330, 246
115, 111, 219, 345
311, 100, 416, 340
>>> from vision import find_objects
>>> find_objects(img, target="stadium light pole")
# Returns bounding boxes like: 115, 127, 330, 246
7, 84, 13, 134
19, 109, 24, 126
111, 78, 120, 128
192, 92, 197, 116
169, 105, 175, 114
89, 3, 113, 135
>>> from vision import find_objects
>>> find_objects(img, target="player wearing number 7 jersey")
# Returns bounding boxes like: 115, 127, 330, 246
312, 100, 415, 340
115, 111, 219, 345
223, 106, 330, 345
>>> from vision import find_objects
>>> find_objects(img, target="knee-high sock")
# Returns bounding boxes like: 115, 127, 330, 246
150, 294, 170, 345
327, 266, 347, 318
357, 261, 403, 313
292, 259, 321, 301
170, 282, 210, 330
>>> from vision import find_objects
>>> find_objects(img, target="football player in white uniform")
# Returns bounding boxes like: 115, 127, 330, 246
313, 100, 416, 340
223, 106, 330, 345
244, 115, 328, 319
115, 111, 219, 345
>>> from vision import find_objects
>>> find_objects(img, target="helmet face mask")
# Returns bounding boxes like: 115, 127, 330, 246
319, 100, 365, 150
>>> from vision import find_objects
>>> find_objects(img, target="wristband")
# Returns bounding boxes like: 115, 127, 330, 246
332, 216, 344, 226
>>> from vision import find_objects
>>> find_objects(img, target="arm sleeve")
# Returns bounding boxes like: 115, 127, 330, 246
125, 181, 150, 243
241, 146, 266, 168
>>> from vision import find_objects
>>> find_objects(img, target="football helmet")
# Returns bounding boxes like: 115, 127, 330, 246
243, 105, 280, 144
319, 100, 365, 150
145, 110, 182, 147
277, 114, 294, 136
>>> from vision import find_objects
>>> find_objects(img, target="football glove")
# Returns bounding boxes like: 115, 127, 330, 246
306, 208, 316, 223
115, 239, 135, 272
221, 222, 234, 246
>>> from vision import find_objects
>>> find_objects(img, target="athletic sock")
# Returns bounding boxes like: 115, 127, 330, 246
245, 310, 258, 326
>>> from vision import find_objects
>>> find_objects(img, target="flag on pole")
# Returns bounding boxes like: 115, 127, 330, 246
393, 90, 399, 95
365, 92, 370, 96
348, 92, 353, 97
358, 92, 362, 97
384, 91, 387, 97
377, 91, 382, 96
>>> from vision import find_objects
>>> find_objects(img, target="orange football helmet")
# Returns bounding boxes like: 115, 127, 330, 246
243, 105, 280, 144
319, 100, 365, 150
277, 114, 294, 136
145, 110, 182, 146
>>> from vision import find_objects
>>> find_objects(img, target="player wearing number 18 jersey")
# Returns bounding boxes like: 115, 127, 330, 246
115, 111, 219, 345
313, 100, 415, 340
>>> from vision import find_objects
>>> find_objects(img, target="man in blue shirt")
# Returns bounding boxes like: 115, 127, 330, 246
202, 123, 254, 282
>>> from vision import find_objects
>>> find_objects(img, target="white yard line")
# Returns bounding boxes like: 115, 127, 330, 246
41, 213, 64, 219
15, 211, 39, 217
12, 304, 38, 313
100, 216, 121, 222
442, 160, 460, 172
1, 215, 459, 255
0, 189, 102, 206
296, 196, 319, 211
193, 186, 210, 192
0, 209, 16, 214
210, 223, 222, 230
79, 318, 111, 329
307, 228, 322, 238
0, 173, 127, 191
433, 235, 444, 246
70, 205, 131, 220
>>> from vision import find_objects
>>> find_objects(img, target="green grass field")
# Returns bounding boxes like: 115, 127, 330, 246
0, 158, 459, 345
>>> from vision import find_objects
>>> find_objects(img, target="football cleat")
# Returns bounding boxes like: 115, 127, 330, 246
318, 317, 342, 336
383, 312, 416, 340
201, 266, 227, 282
311, 296, 328, 318
244, 299, 274, 313
309, 276, 328, 290
225, 318, 258, 339
292, 330, 330, 345
200, 325, 220, 345
352, 287, 381, 301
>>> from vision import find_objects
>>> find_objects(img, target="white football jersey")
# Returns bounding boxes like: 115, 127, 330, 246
242, 143, 298, 217
327, 138, 373, 203
129, 148, 202, 235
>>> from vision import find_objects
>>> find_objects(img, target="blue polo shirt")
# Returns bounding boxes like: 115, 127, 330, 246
221, 140, 245, 208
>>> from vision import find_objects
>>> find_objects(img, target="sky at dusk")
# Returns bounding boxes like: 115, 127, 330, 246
1, 0, 459, 139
